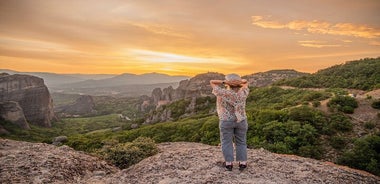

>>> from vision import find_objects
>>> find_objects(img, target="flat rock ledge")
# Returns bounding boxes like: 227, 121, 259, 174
1, 139, 379, 184
0, 139, 118, 184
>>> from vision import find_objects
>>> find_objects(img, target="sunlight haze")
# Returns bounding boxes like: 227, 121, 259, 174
0, 0, 379, 76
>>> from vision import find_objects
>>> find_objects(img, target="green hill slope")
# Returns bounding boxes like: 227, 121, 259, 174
275, 57, 380, 90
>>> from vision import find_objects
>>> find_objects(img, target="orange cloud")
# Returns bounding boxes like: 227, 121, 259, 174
369, 41, 380, 46
252, 16, 380, 39
298, 40, 341, 48
125, 21, 191, 39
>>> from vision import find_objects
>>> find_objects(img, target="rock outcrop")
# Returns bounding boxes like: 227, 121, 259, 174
1, 139, 379, 184
174, 72, 225, 100
55, 95, 96, 116
0, 138, 118, 184
149, 72, 224, 104
143, 71, 307, 124
243, 69, 308, 87
0, 73, 55, 127
0, 101, 29, 129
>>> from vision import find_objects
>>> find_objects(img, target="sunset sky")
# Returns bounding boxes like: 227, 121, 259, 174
0, 0, 379, 76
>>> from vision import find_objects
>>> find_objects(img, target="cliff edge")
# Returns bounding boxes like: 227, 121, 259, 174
1, 139, 379, 184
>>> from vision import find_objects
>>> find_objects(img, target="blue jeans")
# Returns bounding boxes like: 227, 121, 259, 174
219, 119, 248, 162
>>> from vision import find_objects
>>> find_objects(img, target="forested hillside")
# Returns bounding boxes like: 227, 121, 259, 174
275, 57, 380, 90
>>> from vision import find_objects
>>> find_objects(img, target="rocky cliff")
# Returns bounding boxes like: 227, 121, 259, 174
0, 73, 56, 127
143, 72, 223, 123
243, 69, 308, 87
144, 70, 307, 123
1, 139, 379, 184
150, 72, 224, 106
55, 95, 96, 117
148, 70, 307, 106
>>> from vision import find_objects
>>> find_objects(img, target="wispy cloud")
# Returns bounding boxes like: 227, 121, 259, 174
369, 41, 380, 46
298, 40, 342, 48
252, 16, 380, 39
125, 21, 191, 39
127, 49, 235, 64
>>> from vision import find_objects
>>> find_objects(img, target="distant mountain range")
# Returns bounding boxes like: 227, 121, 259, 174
59, 72, 190, 88
0, 69, 190, 97
0, 69, 189, 88
0, 69, 116, 87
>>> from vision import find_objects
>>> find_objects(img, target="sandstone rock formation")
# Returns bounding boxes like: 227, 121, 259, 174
143, 72, 224, 123
149, 72, 224, 105
0, 73, 55, 127
243, 69, 308, 87
55, 95, 96, 116
143, 71, 308, 124
174, 72, 225, 100
0, 101, 29, 129
1, 139, 379, 184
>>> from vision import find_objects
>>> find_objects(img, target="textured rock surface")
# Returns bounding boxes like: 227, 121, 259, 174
55, 95, 96, 116
173, 72, 225, 100
0, 138, 118, 184
149, 72, 225, 104
2, 139, 378, 183
0, 101, 29, 129
0, 73, 55, 127
243, 69, 308, 87
104, 142, 380, 184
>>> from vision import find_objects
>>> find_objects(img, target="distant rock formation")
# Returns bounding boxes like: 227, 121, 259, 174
0, 101, 29, 129
143, 72, 224, 123
1, 139, 378, 183
55, 95, 96, 116
243, 69, 309, 87
149, 72, 224, 105
0, 73, 56, 127
143, 70, 307, 124
174, 72, 225, 100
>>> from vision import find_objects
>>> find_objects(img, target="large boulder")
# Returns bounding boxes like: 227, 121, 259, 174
0, 73, 56, 127
0, 101, 29, 129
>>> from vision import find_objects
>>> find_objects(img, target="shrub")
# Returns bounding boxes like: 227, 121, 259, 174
371, 99, 380, 109
297, 145, 323, 159
337, 134, 380, 176
364, 122, 376, 130
312, 101, 321, 107
330, 136, 347, 150
267, 142, 292, 154
327, 95, 358, 114
167, 99, 191, 119
288, 106, 326, 131
328, 114, 353, 133
199, 117, 220, 145
100, 137, 158, 169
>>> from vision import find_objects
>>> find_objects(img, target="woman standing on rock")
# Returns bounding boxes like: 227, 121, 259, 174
210, 74, 249, 171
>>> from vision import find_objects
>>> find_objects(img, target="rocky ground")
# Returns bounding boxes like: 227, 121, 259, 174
1, 139, 379, 184
0, 139, 118, 184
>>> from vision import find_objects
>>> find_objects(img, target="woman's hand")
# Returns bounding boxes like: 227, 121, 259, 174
226, 79, 245, 86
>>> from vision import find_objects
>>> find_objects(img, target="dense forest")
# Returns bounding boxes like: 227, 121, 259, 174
275, 57, 380, 90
